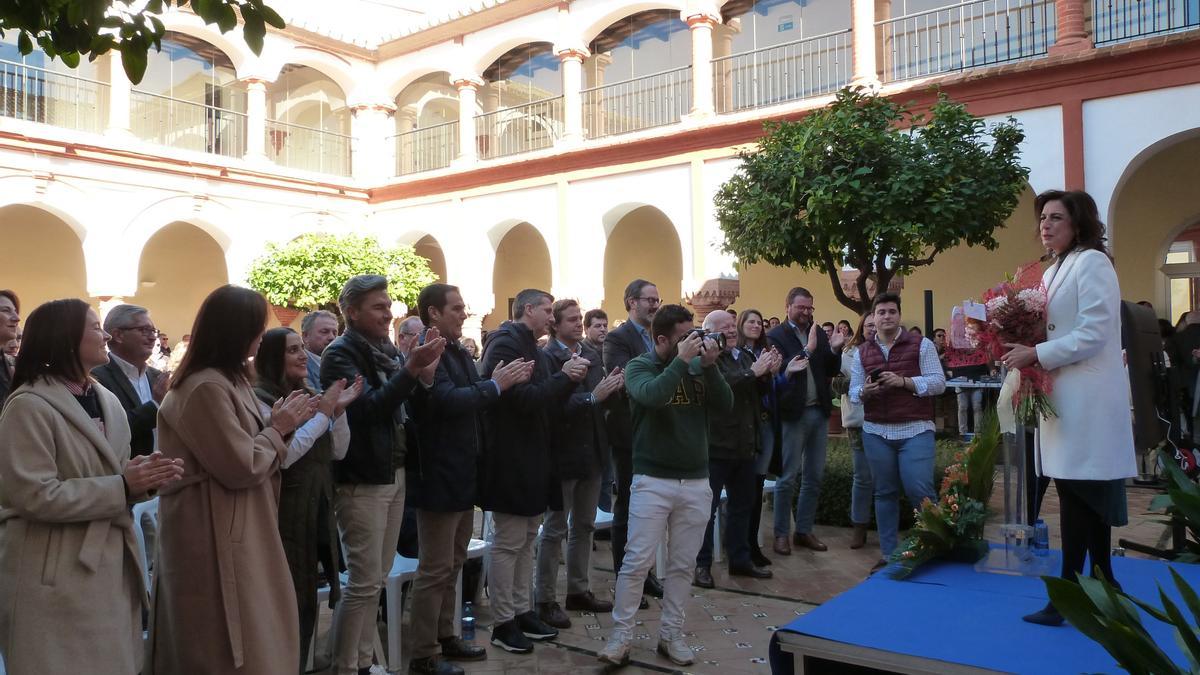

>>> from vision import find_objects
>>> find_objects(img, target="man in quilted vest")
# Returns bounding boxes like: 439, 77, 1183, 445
849, 293, 946, 569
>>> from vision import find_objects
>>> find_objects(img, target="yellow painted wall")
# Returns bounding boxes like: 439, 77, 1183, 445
414, 234, 447, 282
131, 221, 229, 339
485, 222, 552, 330
1110, 135, 1200, 314
0, 205, 90, 312
602, 206, 683, 320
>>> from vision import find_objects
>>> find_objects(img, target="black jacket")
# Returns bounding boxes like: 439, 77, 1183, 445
408, 340, 499, 512
766, 321, 841, 419
0, 358, 11, 411
543, 340, 609, 480
479, 321, 575, 516
91, 359, 164, 457
602, 319, 651, 448
709, 348, 764, 461
321, 331, 418, 485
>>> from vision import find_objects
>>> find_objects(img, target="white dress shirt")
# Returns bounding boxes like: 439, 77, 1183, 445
849, 334, 946, 440
109, 351, 158, 450
256, 401, 351, 469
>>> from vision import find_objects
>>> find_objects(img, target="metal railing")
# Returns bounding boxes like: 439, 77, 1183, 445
582, 66, 692, 139
1093, 0, 1200, 44
131, 90, 246, 157
878, 0, 1056, 82
266, 119, 352, 176
393, 120, 458, 176
713, 29, 852, 114
0, 59, 108, 133
475, 96, 563, 160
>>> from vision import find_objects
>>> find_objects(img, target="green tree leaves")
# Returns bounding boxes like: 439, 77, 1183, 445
0, 0, 285, 83
715, 86, 1030, 315
246, 233, 438, 315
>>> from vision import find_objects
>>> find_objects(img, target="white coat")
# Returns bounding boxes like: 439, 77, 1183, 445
1034, 248, 1137, 480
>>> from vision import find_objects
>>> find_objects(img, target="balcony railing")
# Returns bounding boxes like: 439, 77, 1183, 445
266, 119, 352, 176
878, 0, 1056, 82
394, 121, 458, 176
713, 29, 852, 114
582, 66, 692, 139
476, 96, 563, 160
0, 59, 108, 133
131, 90, 246, 157
1093, 0, 1200, 44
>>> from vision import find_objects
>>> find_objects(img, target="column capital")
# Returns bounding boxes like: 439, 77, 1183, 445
347, 99, 397, 115
684, 12, 720, 29
555, 46, 590, 62
451, 76, 485, 91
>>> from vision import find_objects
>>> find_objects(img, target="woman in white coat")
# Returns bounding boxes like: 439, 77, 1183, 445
1003, 190, 1137, 626
0, 299, 183, 672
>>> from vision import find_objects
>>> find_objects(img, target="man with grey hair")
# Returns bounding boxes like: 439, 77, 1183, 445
396, 315, 424, 358
321, 274, 447, 675
479, 288, 588, 655
302, 309, 339, 391
92, 303, 167, 457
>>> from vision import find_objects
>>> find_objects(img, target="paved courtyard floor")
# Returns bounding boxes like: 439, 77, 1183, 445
314, 479, 1168, 675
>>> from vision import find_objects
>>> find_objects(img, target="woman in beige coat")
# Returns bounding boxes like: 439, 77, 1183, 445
150, 286, 317, 674
0, 299, 183, 673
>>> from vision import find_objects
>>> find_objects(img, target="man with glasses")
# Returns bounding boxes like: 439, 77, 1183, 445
766, 287, 845, 555
603, 279, 665, 602
92, 303, 167, 457
396, 315, 425, 358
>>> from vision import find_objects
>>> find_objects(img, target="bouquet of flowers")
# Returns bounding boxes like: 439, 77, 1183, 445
966, 262, 1057, 427
889, 413, 1000, 579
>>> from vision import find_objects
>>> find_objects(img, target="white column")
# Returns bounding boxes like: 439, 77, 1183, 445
102, 52, 131, 138
557, 48, 587, 145
97, 296, 127, 326
243, 79, 267, 162
851, 0, 881, 87
685, 12, 719, 121
350, 104, 395, 182
452, 78, 482, 166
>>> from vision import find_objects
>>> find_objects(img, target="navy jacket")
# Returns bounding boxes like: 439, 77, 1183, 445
766, 321, 840, 420
543, 340, 609, 480
602, 319, 650, 448
91, 359, 164, 457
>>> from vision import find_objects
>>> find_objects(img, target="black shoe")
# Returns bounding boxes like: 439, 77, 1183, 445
750, 547, 772, 567
594, 529, 612, 541
565, 590, 613, 612
729, 563, 773, 579
638, 596, 649, 610
409, 655, 464, 675
693, 566, 715, 589
644, 573, 665, 598
536, 601, 571, 629
490, 619, 533, 654
1022, 603, 1065, 626
439, 636, 487, 661
517, 610, 559, 641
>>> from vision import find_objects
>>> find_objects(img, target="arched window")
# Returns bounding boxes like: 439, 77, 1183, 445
393, 72, 458, 175
266, 65, 352, 176
477, 43, 563, 159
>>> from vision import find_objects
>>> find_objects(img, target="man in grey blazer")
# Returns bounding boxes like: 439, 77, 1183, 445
91, 304, 166, 457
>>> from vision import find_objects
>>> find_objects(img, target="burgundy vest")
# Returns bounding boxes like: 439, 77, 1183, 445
858, 330, 935, 424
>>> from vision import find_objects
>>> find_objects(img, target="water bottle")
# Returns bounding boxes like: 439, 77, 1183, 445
461, 602, 475, 642
1034, 519, 1049, 557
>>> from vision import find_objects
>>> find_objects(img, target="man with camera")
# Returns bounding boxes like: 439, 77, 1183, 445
694, 310, 780, 588
599, 305, 733, 667
849, 293, 945, 569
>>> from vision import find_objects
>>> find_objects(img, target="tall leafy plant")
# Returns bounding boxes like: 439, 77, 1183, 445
1150, 447, 1200, 563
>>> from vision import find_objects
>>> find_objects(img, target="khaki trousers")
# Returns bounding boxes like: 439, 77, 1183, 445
409, 509, 473, 659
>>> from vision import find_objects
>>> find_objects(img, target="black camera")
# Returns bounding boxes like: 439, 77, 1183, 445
685, 328, 726, 352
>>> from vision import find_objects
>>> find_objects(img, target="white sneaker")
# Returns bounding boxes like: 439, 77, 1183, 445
598, 634, 632, 666
657, 634, 695, 666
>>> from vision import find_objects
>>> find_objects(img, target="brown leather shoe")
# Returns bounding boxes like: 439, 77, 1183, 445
794, 533, 828, 552
773, 536, 792, 555
850, 524, 868, 550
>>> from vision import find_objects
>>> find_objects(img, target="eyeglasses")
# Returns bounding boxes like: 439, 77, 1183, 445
400, 331, 420, 338
122, 326, 159, 337
635, 297, 661, 306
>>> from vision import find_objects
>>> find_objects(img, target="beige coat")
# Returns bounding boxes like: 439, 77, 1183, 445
149, 369, 299, 674
0, 379, 144, 674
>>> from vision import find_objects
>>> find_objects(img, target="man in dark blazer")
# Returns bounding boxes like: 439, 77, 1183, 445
603, 279, 665, 601
765, 287, 844, 555
91, 304, 166, 457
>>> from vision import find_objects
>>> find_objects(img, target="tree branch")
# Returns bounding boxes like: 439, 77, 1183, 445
893, 246, 945, 269
822, 248, 863, 314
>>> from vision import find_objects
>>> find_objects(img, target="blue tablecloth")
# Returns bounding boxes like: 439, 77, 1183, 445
772, 555, 1197, 674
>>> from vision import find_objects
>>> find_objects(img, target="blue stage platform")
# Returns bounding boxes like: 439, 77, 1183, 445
771, 555, 1198, 674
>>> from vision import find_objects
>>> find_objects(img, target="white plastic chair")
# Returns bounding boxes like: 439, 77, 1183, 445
383, 553, 420, 671
712, 488, 729, 564
131, 496, 159, 589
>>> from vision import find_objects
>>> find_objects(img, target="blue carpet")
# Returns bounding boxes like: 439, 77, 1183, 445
773, 555, 1200, 674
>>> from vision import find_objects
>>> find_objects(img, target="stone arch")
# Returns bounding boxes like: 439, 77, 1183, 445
484, 221, 553, 330
0, 203, 90, 309
262, 45, 359, 100
470, 36, 562, 77
116, 196, 239, 293
602, 204, 684, 319
573, 0, 689, 44
131, 221, 230, 339
155, 11, 259, 78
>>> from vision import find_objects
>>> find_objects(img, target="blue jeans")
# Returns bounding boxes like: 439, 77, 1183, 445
773, 406, 828, 538
862, 431, 936, 557
847, 428, 874, 525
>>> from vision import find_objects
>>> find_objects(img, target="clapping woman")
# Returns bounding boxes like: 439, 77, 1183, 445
150, 286, 318, 673
0, 299, 183, 673
253, 327, 361, 671
736, 309, 782, 568
1003, 191, 1137, 626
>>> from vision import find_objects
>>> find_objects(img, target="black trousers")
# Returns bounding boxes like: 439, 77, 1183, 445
1057, 481, 1117, 586
611, 444, 633, 572
697, 457, 757, 568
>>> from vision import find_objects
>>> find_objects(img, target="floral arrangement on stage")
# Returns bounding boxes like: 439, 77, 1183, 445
888, 412, 1000, 579
964, 262, 1057, 427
